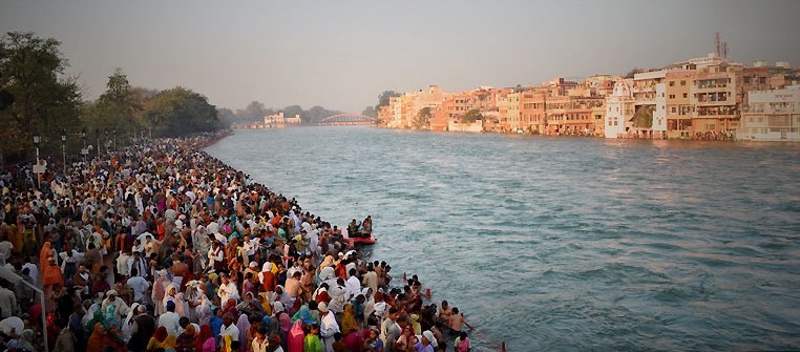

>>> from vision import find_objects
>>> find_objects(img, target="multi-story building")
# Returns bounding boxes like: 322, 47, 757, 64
665, 70, 695, 138
264, 112, 284, 125
410, 85, 448, 130
605, 79, 635, 138
519, 87, 548, 134
690, 64, 770, 136
497, 91, 521, 133
628, 71, 667, 138
386, 96, 403, 129
583, 75, 618, 97
739, 84, 800, 141
377, 105, 391, 127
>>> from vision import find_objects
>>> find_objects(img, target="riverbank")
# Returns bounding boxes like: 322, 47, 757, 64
0, 130, 493, 352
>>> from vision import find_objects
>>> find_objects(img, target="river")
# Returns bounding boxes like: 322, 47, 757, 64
205, 126, 800, 351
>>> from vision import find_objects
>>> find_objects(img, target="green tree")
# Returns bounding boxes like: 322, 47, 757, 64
217, 107, 235, 127
282, 105, 303, 121
0, 31, 81, 160
98, 68, 141, 135
633, 105, 654, 128
142, 87, 220, 137
461, 109, 483, 124
236, 101, 269, 122
361, 106, 377, 118
376, 90, 401, 111
413, 107, 432, 129
306, 105, 328, 123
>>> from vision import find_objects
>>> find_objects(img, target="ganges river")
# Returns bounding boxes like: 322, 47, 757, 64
205, 126, 800, 351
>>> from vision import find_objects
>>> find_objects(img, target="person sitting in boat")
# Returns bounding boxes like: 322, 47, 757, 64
348, 219, 362, 238
361, 216, 372, 235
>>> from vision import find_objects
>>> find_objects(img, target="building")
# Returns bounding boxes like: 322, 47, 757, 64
497, 91, 521, 133
604, 79, 635, 138
690, 64, 770, 137
739, 84, 800, 141
411, 85, 449, 130
519, 87, 548, 134
264, 112, 284, 125
665, 70, 695, 139
630, 70, 667, 138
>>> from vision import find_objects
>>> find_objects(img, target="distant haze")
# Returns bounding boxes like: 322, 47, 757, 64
2, 0, 799, 113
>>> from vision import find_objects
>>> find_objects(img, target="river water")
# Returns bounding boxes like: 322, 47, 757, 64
205, 126, 800, 351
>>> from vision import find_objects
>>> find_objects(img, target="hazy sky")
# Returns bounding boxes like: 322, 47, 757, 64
2, 0, 799, 113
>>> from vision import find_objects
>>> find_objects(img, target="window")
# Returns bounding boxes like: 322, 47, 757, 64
669, 81, 675, 87
669, 94, 676, 99
683, 93, 688, 98
671, 107, 677, 113
681, 80, 686, 86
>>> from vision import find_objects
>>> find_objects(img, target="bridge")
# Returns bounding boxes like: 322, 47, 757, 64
317, 113, 377, 126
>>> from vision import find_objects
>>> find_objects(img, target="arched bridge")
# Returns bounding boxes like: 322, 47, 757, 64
318, 114, 377, 125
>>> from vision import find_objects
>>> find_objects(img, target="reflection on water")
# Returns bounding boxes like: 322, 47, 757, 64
207, 127, 800, 351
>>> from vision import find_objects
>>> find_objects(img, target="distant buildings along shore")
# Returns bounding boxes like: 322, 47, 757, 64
377, 53, 800, 142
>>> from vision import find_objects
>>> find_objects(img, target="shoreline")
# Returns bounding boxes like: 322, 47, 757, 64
0, 130, 489, 352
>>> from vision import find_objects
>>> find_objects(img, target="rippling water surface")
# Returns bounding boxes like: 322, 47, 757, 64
206, 126, 800, 351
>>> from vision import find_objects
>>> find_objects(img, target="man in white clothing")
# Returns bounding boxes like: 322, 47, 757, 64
158, 301, 181, 336
318, 302, 339, 352
129, 250, 148, 279
101, 290, 130, 323
126, 268, 150, 303
217, 273, 239, 305
327, 278, 348, 314
116, 249, 132, 277
345, 268, 362, 300
219, 313, 240, 343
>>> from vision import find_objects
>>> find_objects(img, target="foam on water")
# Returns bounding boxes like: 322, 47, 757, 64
206, 127, 800, 351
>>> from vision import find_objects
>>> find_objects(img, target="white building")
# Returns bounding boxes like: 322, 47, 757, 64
604, 79, 634, 138
739, 84, 800, 141
654, 83, 667, 133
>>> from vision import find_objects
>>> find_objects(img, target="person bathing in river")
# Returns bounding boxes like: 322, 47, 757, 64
361, 216, 372, 234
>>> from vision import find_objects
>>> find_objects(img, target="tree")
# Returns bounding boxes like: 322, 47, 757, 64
236, 101, 268, 122
461, 109, 483, 124
633, 105, 654, 128
216, 107, 235, 127
306, 105, 328, 123
624, 67, 644, 79
376, 90, 401, 110
361, 106, 377, 118
142, 87, 220, 137
0, 31, 81, 160
282, 105, 303, 122
412, 107, 432, 130
98, 68, 141, 135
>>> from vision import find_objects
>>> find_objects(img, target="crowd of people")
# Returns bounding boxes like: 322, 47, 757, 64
0, 132, 474, 352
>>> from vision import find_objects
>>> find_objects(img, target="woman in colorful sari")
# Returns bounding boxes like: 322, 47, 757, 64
103, 323, 128, 352
86, 322, 106, 352
174, 324, 196, 352
198, 324, 216, 352
287, 319, 305, 352
146, 326, 176, 351
236, 313, 251, 352
40, 241, 54, 275
341, 303, 359, 336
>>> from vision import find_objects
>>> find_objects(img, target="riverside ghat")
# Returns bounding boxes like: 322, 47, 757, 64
0, 131, 493, 352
